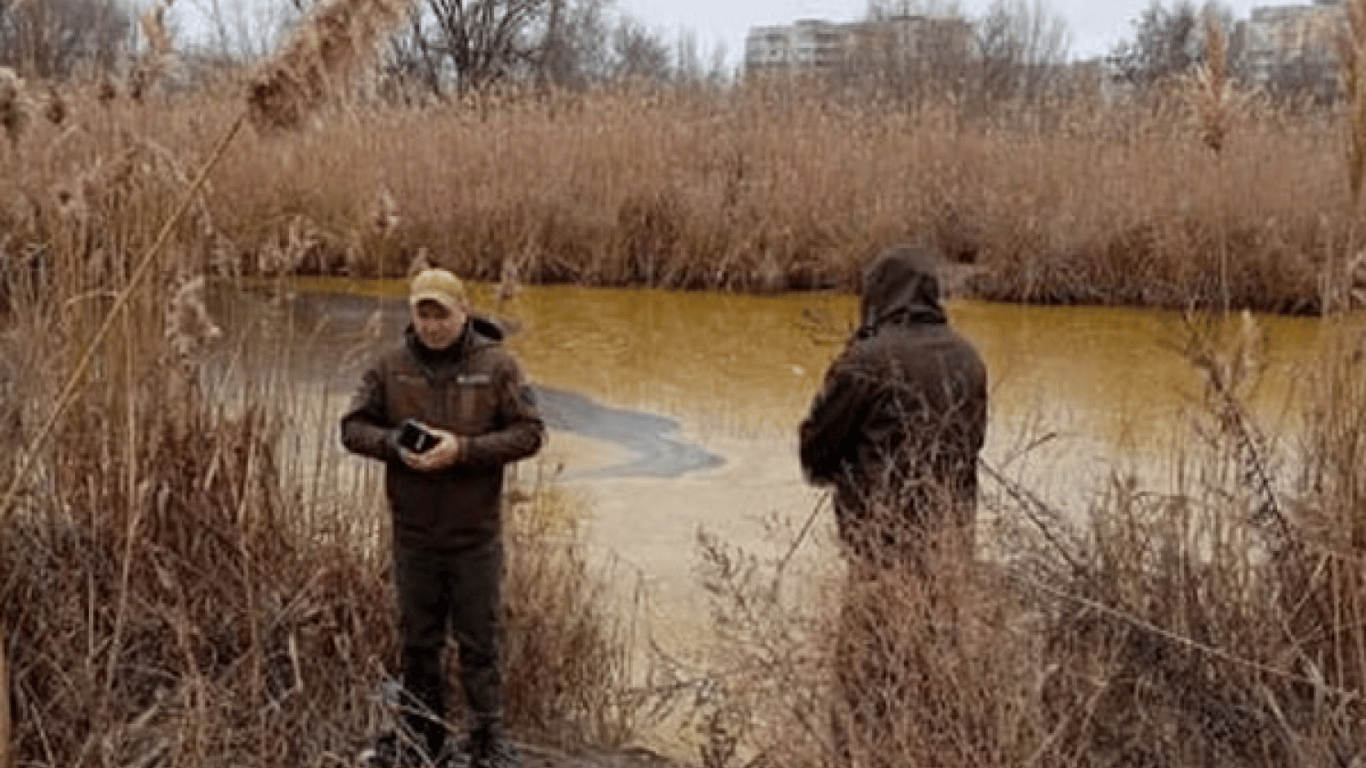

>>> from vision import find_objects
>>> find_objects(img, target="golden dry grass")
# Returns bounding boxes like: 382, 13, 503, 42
4, 75, 1356, 311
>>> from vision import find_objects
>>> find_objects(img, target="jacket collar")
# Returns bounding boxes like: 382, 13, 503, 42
403, 313, 505, 364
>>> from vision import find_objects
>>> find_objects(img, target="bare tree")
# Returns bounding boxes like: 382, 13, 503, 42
534, 0, 612, 89
609, 15, 670, 82
974, 0, 1071, 105
1108, 0, 1207, 88
0, 0, 133, 78
422, 0, 547, 90
187, 0, 304, 62
381, 8, 448, 99
865, 0, 962, 22
377, 0, 681, 98
675, 28, 702, 85
1263, 54, 1339, 106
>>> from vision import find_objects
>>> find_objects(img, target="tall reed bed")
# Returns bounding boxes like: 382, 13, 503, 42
2, 76, 1350, 311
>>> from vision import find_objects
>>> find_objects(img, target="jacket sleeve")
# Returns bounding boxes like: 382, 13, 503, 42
340, 361, 401, 462
462, 357, 546, 468
799, 350, 875, 487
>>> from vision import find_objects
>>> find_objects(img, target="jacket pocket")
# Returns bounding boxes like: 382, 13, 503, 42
389, 372, 432, 423
453, 373, 496, 433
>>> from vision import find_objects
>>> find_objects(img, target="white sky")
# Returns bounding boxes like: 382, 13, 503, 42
617, 0, 1272, 66
169, 0, 1285, 68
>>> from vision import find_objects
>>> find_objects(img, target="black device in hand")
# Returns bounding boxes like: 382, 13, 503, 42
397, 419, 438, 453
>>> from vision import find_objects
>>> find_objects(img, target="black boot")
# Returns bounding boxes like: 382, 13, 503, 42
468, 723, 520, 768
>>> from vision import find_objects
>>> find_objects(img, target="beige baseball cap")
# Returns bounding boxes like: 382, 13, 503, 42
409, 268, 468, 311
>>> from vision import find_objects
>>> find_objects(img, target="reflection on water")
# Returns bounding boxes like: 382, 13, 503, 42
209, 279, 1341, 754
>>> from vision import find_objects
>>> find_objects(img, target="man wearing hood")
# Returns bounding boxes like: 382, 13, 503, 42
343, 268, 545, 768
800, 244, 988, 568
799, 246, 988, 765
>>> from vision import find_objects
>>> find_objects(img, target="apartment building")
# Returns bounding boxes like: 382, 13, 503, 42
745, 19, 843, 71
1241, 0, 1344, 95
748, 1, 1351, 100
744, 14, 973, 75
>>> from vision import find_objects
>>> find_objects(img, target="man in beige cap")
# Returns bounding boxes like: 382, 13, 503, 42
343, 267, 545, 768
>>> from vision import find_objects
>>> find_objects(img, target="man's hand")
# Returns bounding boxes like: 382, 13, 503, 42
401, 427, 463, 472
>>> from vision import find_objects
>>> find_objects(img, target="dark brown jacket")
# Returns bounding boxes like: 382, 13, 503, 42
799, 247, 988, 561
341, 316, 545, 552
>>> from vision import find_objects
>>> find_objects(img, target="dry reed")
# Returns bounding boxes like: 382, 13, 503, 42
0, 620, 8, 768
247, 0, 416, 132
1342, 0, 1366, 206
0, 68, 26, 147
128, 0, 177, 102
1190, 10, 1236, 155
152, 82, 1333, 310
165, 274, 222, 370
4, 73, 1351, 311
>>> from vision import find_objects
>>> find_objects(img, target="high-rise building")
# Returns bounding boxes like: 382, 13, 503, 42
744, 14, 973, 75
1242, 0, 1344, 96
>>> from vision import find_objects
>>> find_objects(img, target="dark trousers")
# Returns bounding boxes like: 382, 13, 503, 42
393, 538, 504, 757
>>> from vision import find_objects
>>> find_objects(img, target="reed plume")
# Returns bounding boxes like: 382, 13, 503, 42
0, 68, 27, 148
408, 246, 436, 275
166, 274, 223, 371
1190, 10, 1234, 155
141, 0, 176, 59
247, 0, 416, 132
373, 186, 400, 236
41, 85, 67, 127
129, 0, 177, 102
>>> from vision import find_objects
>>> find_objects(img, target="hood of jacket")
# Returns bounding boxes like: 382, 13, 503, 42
858, 247, 947, 337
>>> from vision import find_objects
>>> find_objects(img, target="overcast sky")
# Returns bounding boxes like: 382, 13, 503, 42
618, 0, 1273, 66
171, 0, 1289, 69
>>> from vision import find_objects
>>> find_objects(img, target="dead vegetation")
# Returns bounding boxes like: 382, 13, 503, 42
684, 314, 1366, 768
5, 61, 1366, 311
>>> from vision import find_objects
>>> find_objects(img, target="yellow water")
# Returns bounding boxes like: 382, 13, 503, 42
501, 285, 1323, 501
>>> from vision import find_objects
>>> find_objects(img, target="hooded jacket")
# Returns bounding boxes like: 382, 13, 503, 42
799, 247, 988, 560
341, 315, 546, 552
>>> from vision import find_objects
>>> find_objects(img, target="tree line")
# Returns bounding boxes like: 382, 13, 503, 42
0, 0, 1344, 106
